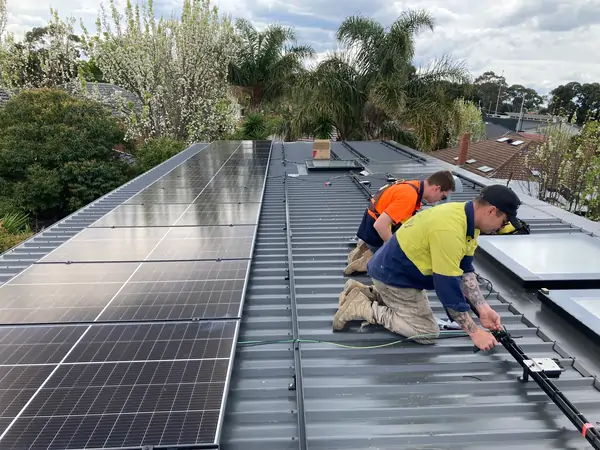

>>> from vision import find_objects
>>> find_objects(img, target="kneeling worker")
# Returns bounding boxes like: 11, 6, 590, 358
345, 170, 456, 275
334, 184, 522, 351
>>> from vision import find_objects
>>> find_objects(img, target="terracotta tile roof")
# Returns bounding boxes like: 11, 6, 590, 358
431, 137, 539, 181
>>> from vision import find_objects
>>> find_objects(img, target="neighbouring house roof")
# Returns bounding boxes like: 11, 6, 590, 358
431, 137, 539, 182
62, 81, 143, 117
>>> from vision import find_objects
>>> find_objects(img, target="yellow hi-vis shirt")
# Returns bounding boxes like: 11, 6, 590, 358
367, 201, 479, 312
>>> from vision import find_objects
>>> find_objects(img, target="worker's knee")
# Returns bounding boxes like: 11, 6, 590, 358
412, 323, 440, 345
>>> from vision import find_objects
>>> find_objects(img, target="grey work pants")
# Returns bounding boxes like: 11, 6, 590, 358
371, 279, 439, 344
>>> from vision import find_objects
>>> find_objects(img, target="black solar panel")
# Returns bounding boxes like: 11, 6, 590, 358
0, 140, 272, 448
0, 326, 85, 364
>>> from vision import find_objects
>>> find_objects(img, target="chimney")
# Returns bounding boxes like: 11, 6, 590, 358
458, 133, 471, 165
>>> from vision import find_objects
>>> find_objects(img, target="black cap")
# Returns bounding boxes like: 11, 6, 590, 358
480, 185, 522, 229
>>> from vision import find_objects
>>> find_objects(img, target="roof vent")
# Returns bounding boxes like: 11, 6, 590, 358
511, 140, 524, 146
477, 165, 494, 173
453, 156, 459, 161
497, 137, 509, 142
466, 159, 476, 164
531, 169, 540, 176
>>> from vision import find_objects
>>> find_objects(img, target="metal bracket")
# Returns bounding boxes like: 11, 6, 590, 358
520, 357, 564, 382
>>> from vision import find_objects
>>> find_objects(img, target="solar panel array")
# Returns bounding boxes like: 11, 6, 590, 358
0, 140, 271, 449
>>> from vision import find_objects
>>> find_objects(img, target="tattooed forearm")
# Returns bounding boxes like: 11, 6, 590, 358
447, 308, 479, 335
461, 272, 487, 309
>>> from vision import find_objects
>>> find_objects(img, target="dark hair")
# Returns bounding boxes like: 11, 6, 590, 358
426, 170, 455, 192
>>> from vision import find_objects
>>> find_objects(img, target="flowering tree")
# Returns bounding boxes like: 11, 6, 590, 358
82, 0, 239, 143
0, 0, 7, 38
445, 99, 486, 148
0, 9, 81, 90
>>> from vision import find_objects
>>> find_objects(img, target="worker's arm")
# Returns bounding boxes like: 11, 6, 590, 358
429, 231, 498, 351
373, 212, 394, 242
460, 243, 502, 331
377, 196, 417, 242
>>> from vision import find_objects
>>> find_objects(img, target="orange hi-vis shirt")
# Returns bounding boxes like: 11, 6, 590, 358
367, 180, 423, 226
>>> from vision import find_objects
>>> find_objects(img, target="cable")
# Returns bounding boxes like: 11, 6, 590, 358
475, 273, 494, 299
237, 331, 468, 348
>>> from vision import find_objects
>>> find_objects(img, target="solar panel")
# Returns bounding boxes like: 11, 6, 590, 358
0, 321, 236, 449
477, 233, 600, 288
538, 289, 600, 340
0, 260, 250, 324
0, 140, 271, 449
0, 283, 122, 323
38, 225, 256, 263
0, 365, 55, 417
0, 325, 85, 364
98, 278, 246, 321
91, 203, 261, 228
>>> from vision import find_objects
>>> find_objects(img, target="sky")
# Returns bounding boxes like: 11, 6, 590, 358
4, 0, 600, 95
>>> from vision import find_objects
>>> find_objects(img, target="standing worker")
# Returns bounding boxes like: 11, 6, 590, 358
334, 185, 522, 351
344, 170, 456, 275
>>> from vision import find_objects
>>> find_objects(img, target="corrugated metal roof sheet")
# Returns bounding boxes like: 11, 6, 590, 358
222, 141, 600, 450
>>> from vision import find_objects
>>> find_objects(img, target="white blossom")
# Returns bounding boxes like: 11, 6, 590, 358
83, 0, 239, 143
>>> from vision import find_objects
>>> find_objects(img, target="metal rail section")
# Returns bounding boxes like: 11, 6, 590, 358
381, 140, 428, 164
470, 306, 600, 449
282, 143, 308, 450
341, 141, 370, 164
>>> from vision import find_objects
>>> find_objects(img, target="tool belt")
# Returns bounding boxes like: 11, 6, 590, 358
367, 180, 422, 228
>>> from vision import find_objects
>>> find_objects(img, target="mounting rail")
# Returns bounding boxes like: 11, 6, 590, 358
470, 306, 600, 449
341, 141, 370, 164
381, 140, 427, 163
281, 143, 308, 450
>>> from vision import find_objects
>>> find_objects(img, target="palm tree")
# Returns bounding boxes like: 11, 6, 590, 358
291, 10, 471, 151
228, 19, 315, 110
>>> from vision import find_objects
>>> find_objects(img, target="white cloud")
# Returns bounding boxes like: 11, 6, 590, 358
4, 0, 600, 94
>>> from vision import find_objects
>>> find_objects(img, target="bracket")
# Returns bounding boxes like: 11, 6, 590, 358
520, 357, 564, 382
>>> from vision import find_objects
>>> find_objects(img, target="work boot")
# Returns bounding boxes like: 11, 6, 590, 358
347, 240, 368, 264
332, 289, 375, 331
338, 279, 379, 307
343, 249, 374, 276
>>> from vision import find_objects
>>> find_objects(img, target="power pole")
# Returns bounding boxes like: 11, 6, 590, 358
494, 70, 504, 115
516, 94, 525, 132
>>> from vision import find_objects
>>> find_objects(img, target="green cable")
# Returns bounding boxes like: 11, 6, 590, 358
237, 330, 468, 349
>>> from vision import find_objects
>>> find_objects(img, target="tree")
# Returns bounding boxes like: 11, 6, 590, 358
548, 82, 580, 122
505, 84, 543, 112
446, 99, 486, 148
0, 10, 81, 90
83, 0, 239, 143
0, 0, 7, 38
136, 137, 187, 173
474, 71, 508, 113
521, 121, 600, 214
291, 11, 469, 149
228, 18, 314, 110
0, 88, 131, 224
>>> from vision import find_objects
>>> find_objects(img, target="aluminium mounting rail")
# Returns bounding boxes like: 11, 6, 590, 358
470, 305, 600, 449
381, 140, 428, 164
341, 141, 370, 164
282, 143, 308, 450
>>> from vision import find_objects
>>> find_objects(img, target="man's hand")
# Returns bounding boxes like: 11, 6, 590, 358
479, 307, 502, 331
471, 328, 498, 351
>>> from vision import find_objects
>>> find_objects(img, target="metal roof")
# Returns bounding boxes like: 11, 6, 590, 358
221, 141, 600, 450
2, 139, 600, 449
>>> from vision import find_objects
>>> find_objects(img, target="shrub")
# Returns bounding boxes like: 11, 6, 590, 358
0, 88, 131, 223
135, 137, 187, 174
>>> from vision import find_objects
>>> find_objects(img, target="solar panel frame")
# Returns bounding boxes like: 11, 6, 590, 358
476, 233, 600, 288
537, 289, 600, 341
